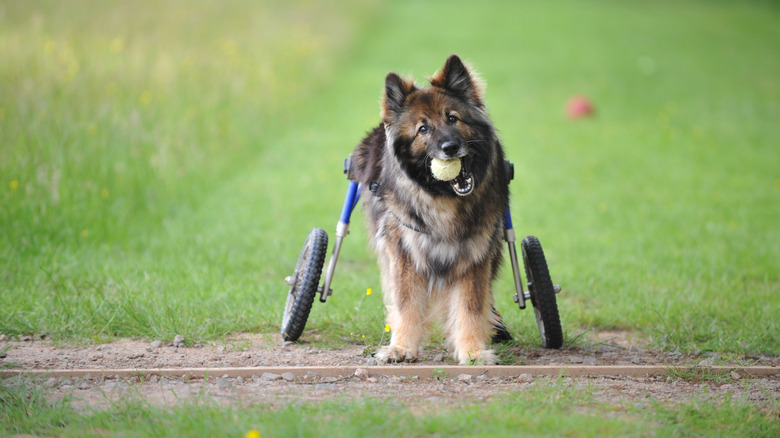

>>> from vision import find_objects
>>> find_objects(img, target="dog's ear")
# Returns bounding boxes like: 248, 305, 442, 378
430, 55, 485, 108
382, 73, 416, 124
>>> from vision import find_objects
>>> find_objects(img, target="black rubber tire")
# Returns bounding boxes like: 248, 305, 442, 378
521, 236, 563, 349
281, 228, 328, 342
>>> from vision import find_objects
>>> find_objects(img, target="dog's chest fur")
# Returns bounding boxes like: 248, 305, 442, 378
369, 168, 501, 279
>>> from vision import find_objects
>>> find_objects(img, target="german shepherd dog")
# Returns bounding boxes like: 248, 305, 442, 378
349, 55, 510, 364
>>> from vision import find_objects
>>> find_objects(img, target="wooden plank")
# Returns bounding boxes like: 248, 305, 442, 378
2, 365, 778, 379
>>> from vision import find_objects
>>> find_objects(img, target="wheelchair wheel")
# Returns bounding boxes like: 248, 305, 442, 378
281, 228, 328, 342
521, 236, 563, 349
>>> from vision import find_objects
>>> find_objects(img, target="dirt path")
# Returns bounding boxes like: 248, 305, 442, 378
4, 331, 778, 370
2, 333, 778, 410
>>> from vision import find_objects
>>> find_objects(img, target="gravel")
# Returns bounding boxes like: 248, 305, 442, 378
216, 378, 232, 389
261, 372, 282, 381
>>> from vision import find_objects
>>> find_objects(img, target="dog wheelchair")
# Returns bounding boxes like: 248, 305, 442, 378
281, 155, 563, 350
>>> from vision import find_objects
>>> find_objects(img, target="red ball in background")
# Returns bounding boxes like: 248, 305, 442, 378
565, 95, 595, 119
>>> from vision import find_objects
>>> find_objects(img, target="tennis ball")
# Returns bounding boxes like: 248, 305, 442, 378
430, 157, 462, 181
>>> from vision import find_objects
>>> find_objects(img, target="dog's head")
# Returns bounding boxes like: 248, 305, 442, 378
381, 55, 496, 197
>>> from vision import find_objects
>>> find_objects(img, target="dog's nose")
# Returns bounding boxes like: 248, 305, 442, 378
441, 141, 459, 157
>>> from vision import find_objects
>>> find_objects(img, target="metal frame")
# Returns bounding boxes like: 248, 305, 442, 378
318, 179, 360, 302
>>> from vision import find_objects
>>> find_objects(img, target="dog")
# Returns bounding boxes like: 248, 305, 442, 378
349, 55, 510, 365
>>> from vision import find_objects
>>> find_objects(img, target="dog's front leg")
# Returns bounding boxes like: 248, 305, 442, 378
447, 268, 497, 365
376, 253, 426, 363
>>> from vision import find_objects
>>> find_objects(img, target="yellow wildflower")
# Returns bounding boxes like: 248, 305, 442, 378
366, 288, 372, 295
9, 180, 19, 190
245, 430, 261, 438
384, 324, 391, 332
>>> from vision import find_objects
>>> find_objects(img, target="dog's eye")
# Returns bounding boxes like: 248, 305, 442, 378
447, 115, 457, 124
418, 125, 429, 134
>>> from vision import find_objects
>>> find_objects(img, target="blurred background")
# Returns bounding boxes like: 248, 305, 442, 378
1, 0, 777, 355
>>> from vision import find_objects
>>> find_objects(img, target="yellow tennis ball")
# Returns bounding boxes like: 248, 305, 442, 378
430, 158, 461, 181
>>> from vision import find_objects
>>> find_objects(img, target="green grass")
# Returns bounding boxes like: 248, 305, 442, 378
1, 0, 779, 358
2, 375, 777, 437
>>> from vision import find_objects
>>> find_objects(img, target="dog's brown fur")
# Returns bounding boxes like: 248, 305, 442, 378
351, 55, 509, 364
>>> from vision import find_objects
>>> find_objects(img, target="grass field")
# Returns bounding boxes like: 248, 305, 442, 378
1, 0, 779, 435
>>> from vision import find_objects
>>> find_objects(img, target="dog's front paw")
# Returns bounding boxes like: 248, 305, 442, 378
376, 345, 417, 363
456, 349, 497, 365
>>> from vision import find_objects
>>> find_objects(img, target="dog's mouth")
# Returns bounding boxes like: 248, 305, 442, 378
450, 165, 474, 196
